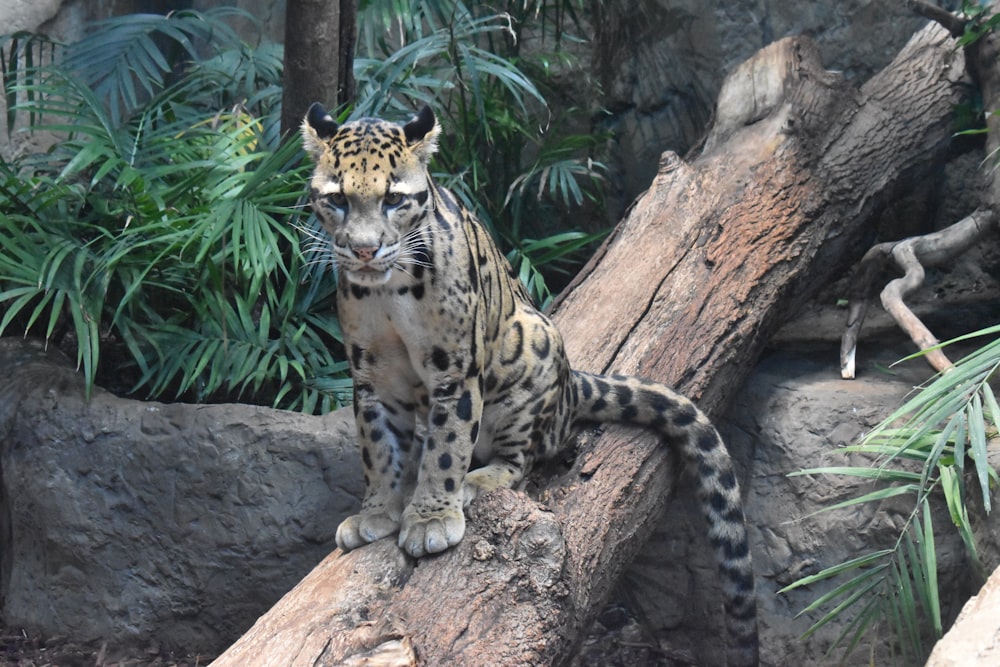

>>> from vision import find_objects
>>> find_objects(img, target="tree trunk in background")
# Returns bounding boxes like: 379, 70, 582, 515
965, 3, 1000, 207
837, 0, 1000, 378
280, 0, 357, 137
211, 24, 967, 667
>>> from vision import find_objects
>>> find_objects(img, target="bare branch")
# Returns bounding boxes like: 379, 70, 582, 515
900, 0, 968, 37
841, 208, 998, 378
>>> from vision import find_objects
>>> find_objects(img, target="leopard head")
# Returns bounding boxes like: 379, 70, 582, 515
302, 104, 440, 286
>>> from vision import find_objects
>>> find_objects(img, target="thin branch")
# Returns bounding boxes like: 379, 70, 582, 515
900, 0, 968, 38
841, 208, 998, 378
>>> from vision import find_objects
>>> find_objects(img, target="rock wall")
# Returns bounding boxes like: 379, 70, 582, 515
0, 340, 361, 653
927, 564, 1000, 667
588, 0, 941, 220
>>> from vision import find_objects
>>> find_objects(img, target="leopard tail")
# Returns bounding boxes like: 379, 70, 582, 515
569, 370, 759, 667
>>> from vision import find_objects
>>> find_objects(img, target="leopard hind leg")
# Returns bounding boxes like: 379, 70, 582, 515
463, 448, 534, 506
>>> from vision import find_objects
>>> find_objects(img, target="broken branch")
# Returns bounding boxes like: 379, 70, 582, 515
841, 207, 997, 378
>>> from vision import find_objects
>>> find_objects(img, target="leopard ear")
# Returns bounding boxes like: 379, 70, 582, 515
403, 105, 440, 163
301, 102, 339, 160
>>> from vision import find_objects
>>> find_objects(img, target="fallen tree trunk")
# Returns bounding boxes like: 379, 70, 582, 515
211, 24, 967, 667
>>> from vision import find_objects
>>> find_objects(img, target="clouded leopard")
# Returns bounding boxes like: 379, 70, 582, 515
301, 103, 758, 666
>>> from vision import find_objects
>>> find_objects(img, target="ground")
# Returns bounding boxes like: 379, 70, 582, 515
2, 613, 676, 667
0, 627, 206, 667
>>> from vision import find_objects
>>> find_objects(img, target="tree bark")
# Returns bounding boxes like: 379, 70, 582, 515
211, 24, 967, 667
839, 0, 1000, 375
280, 0, 357, 137
970, 4, 1000, 207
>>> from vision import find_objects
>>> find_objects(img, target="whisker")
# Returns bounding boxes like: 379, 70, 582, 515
299, 232, 327, 245
393, 263, 418, 279
296, 220, 336, 267
301, 244, 334, 258
294, 226, 331, 244
298, 237, 330, 251
397, 250, 433, 269
303, 251, 333, 264
294, 221, 337, 272
397, 251, 433, 268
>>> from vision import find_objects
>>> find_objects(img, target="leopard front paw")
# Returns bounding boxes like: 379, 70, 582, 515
397, 507, 465, 558
335, 512, 401, 551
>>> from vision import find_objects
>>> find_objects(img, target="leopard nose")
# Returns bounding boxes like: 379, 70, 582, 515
352, 245, 379, 262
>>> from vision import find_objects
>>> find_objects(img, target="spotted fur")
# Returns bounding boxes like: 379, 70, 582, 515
302, 103, 758, 666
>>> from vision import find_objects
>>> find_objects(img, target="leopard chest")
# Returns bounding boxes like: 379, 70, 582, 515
338, 276, 477, 389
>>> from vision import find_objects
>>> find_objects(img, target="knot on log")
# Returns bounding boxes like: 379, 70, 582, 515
468, 489, 568, 595
337, 623, 416, 667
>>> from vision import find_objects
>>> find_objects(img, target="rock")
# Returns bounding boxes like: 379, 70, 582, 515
622, 289, 1000, 664
926, 565, 1000, 667
0, 0, 62, 34
0, 339, 362, 655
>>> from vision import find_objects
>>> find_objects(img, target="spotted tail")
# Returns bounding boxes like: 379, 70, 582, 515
570, 370, 759, 667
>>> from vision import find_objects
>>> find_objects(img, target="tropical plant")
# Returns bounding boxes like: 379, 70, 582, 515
954, 2, 1000, 173
1, 1, 607, 408
957, 0, 1000, 47
353, 0, 608, 307
781, 325, 1000, 664
1, 9, 349, 411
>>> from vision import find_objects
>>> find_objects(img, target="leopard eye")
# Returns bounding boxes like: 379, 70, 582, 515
327, 192, 348, 207
383, 192, 404, 207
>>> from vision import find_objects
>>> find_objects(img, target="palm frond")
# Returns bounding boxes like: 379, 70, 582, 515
1, 31, 62, 135
61, 9, 245, 126
353, 0, 605, 300
0, 8, 349, 410
782, 325, 999, 663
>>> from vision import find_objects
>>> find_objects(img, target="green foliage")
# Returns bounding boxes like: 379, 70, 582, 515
956, 108, 1000, 171
1, 32, 59, 133
957, 0, 1000, 47
353, 0, 608, 307
1, 9, 349, 410
1, 1, 605, 408
781, 325, 1000, 664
